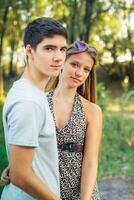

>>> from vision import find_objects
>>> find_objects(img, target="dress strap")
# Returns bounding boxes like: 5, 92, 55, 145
74, 93, 85, 119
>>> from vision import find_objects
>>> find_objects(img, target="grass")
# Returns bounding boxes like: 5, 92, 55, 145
98, 111, 134, 178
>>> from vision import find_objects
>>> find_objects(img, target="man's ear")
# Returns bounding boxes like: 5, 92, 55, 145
25, 44, 34, 58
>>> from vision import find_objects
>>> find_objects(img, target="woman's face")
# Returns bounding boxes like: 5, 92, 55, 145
62, 52, 94, 88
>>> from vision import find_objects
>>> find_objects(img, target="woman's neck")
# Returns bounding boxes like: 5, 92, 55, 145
53, 82, 77, 103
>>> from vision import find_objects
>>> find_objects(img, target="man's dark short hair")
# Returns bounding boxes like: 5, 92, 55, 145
24, 17, 68, 49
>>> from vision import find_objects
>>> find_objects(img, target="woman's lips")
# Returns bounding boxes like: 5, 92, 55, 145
70, 76, 81, 83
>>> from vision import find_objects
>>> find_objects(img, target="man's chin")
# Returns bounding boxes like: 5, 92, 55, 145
49, 71, 61, 77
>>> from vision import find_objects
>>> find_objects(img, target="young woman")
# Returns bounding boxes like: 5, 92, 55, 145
1, 41, 102, 200
47, 40, 102, 200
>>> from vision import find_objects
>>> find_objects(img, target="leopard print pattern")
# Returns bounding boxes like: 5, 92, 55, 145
47, 91, 101, 200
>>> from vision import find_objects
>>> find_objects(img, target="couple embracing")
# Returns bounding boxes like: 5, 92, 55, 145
1, 17, 102, 200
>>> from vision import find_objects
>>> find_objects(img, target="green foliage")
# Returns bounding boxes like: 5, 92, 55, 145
0, 103, 4, 146
0, 102, 8, 196
0, 146, 8, 174
120, 90, 134, 107
97, 83, 111, 111
99, 113, 134, 178
0, 146, 8, 196
90, 1, 134, 82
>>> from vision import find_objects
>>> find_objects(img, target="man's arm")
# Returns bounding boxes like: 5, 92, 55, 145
6, 101, 61, 200
10, 145, 60, 200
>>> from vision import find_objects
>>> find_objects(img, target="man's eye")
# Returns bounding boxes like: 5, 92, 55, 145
45, 47, 53, 51
61, 48, 67, 52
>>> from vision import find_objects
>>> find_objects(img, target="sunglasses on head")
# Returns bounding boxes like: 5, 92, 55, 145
72, 40, 97, 56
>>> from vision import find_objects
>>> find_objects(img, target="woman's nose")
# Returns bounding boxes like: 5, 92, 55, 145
75, 68, 83, 76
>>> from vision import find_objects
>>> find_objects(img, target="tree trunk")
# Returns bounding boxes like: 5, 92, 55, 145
127, 51, 134, 85
0, 1, 11, 98
68, 0, 78, 43
83, 0, 94, 42
9, 38, 15, 77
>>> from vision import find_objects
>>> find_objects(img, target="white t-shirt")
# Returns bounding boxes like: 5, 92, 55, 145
1, 79, 60, 200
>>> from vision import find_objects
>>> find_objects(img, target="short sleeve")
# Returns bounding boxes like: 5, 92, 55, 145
7, 101, 43, 147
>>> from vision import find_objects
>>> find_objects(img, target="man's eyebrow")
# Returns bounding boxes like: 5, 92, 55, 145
43, 45, 56, 48
43, 45, 67, 49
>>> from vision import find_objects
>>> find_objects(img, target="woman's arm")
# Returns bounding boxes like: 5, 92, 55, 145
80, 103, 102, 200
0, 164, 10, 186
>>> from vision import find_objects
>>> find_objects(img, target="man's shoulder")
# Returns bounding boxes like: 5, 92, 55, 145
4, 79, 48, 112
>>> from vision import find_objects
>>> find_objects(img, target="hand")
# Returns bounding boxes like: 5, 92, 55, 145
0, 165, 10, 186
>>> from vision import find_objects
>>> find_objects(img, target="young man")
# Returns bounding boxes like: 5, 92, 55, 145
1, 17, 67, 200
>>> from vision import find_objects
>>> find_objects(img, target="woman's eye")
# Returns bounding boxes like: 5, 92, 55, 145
84, 68, 91, 73
71, 63, 78, 68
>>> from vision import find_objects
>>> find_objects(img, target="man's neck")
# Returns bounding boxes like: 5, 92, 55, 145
21, 66, 49, 92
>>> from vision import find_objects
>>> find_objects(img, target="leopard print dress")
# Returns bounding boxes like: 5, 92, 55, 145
47, 91, 101, 200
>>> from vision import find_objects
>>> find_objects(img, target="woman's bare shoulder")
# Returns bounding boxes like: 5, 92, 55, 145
80, 96, 102, 122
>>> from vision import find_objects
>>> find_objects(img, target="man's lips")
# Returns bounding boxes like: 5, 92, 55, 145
70, 76, 81, 83
50, 65, 62, 70
50, 65, 62, 68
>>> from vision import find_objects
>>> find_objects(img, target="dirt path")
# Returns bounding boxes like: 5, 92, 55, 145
98, 177, 134, 200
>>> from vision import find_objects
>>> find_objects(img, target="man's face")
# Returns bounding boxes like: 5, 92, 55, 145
26, 35, 67, 79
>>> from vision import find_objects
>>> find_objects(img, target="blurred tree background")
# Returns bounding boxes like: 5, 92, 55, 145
0, 0, 134, 196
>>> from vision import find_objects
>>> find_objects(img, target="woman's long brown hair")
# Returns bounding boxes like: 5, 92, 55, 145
77, 66, 96, 103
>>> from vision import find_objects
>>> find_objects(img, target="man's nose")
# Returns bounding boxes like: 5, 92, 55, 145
53, 50, 64, 61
